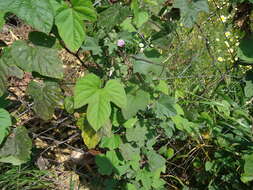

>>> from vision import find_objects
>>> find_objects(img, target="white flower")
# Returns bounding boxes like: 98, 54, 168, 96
139, 43, 145, 48
229, 48, 234, 53
225, 31, 231, 37
216, 38, 220, 42
220, 15, 227, 23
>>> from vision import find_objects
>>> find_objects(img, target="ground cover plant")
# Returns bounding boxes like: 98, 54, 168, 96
1, 0, 253, 189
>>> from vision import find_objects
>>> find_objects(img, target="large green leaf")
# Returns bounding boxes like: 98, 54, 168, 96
55, 5, 86, 52
146, 150, 166, 172
74, 74, 127, 131
122, 89, 150, 120
86, 90, 111, 131
0, 0, 19, 10
126, 124, 147, 146
0, 126, 32, 165
98, 4, 131, 32
71, 0, 97, 22
74, 74, 101, 109
0, 49, 24, 96
237, 35, 253, 64
10, 41, 63, 79
174, 0, 209, 27
154, 95, 177, 118
119, 143, 140, 161
104, 80, 127, 109
95, 153, 114, 175
0, 108, 11, 144
100, 134, 122, 150
133, 50, 165, 77
27, 81, 64, 120
0, 0, 54, 33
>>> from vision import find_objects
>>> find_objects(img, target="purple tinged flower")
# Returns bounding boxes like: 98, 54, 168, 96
117, 39, 125, 47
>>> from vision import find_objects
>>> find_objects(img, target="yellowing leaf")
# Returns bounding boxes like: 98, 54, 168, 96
77, 117, 101, 149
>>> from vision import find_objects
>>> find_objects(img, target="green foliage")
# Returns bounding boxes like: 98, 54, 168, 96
0, 0, 54, 33
0, 11, 5, 30
28, 81, 63, 120
174, 0, 209, 27
74, 74, 127, 131
98, 4, 131, 32
10, 40, 64, 79
1, 0, 253, 189
238, 35, 253, 64
122, 89, 150, 119
0, 108, 11, 144
77, 116, 101, 149
241, 154, 253, 183
0, 126, 32, 165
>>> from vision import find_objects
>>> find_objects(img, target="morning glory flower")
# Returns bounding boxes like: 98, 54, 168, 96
117, 39, 125, 47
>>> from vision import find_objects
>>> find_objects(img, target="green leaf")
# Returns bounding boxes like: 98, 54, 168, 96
126, 125, 147, 146
241, 154, 253, 183
27, 81, 64, 120
87, 90, 111, 131
123, 117, 138, 128
81, 36, 102, 55
0, 49, 24, 96
119, 143, 140, 161
133, 50, 165, 77
71, 0, 97, 22
238, 35, 253, 64
0, 60, 10, 97
10, 40, 64, 79
174, 0, 209, 27
106, 150, 120, 168
135, 169, 153, 189
154, 95, 177, 118
244, 70, 253, 97
77, 117, 101, 149
146, 150, 166, 171
0, 126, 32, 165
98, 4, 131, 32
156, 80, 169, 95
100, 134, 122, 150
126, 183, 137, 190
122, 89, 150, 119
55, 5, 85, 52
104, 80, 127, 109
0, 0, 19, 10
74, 74, 127, 131
74, 74, 101, 109
0, 0, 54, 33
0, 108, 11, 144
64, 96, 75, 114
95, 154, 113, 175
133, 11, 149, 28
0, 11, 5, 30
121, 18, 136, 33
28, 31, 56, 48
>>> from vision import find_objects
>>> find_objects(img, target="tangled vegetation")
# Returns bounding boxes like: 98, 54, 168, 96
1, 0, 253, 189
